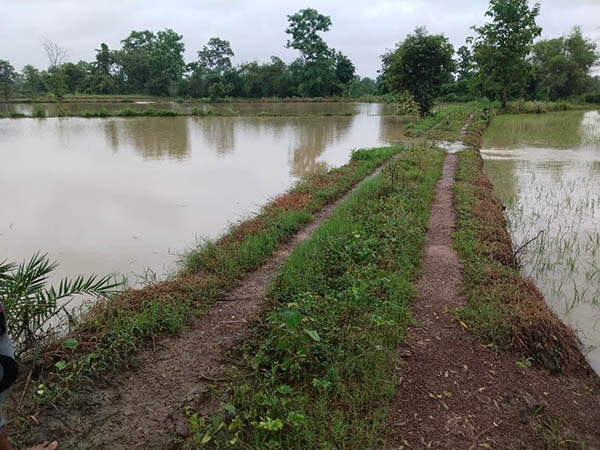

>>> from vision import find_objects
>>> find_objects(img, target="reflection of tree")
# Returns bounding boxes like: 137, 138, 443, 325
482, 158, 518, 203
104, 120, 119, 153
378, 115, 413, 145
196, 117, 235, 156
108, 117, 190, 160
288, 117, 353, 176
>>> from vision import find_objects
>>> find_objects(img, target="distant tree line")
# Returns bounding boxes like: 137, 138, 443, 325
0, 9, 377, 101
0, 2, 598, 109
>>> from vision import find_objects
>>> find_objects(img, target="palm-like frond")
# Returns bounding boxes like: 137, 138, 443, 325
0, 253, 122, 356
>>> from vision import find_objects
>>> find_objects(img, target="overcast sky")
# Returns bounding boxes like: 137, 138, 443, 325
2, 0, 599, 78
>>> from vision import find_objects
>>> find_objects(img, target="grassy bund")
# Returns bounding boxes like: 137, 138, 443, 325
1, 106, 358, 119
453, 112, 588, 373
185, 146, 444, 448
11, 146, 402, 409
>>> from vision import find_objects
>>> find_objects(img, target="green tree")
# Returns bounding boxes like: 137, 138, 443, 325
61, 61, 90, 93
188, 37, 235, 98
0, 59, 16, 100
456, 45, 474, 81
383, 27, 455, 115
89, 43, 121, 94
471, 0, 542, 108
119, 30, 155, 93
21, 64, 46, 96
197, 37, 234, 73
334, 51, 355, 84
285, 8, 332, 62
285, 8, 343, 97
146, 29, 186, 96
117, 29, 185, 95
42, 66, 68, 99
532, 27, 598, 100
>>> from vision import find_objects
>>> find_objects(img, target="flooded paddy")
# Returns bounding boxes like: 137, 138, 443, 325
482, 110, 600, 373
0, 103, 406, 285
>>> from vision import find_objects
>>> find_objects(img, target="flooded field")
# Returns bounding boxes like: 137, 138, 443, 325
482, 110, 600, 373
0, 103, 406, 285
0, 100, 396, 117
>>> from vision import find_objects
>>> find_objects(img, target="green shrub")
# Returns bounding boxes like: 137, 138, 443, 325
31, 105, 47, 118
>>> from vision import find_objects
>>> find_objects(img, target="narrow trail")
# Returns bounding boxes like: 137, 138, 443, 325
27, 156, 400, 450
385, 147, 600, 447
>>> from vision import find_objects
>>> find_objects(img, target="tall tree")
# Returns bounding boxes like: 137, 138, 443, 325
21, 64, 46, 96
189, 37, 236, 98
197, 37, 234, 74
119, 30, 155, 93
532, 27, 598, 99
146, 29, 186, 96
456, 45, 474, 81
89, 43, 121, 94
383, 27, 455, 115
285, 8, 332, 62
0, 60, 16, 100
471, 0, 542, 108
285, 8, 340, 97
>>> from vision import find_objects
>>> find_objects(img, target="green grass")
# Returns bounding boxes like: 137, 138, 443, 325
405, 102, 491, 140
186, 145, 444, 449
482, 110, 588, 149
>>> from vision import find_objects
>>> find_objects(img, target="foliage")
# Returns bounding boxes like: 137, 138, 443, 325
531, 27, 599, 100
471, 0, 542, 108
20, 65, 47, 96
31, 104, 47, 118
382, 27, 455, 115
186, 146, 444, 449
0, 253, 121, 357
285, 8, 332, 62
0, 59, 16, 100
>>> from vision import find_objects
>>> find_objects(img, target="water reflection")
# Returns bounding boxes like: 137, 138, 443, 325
482, 110, 600, 374
105, 118, 191, 160
289, 117, 352, 175
0, 104, 405, 291
195, 118, 236, 156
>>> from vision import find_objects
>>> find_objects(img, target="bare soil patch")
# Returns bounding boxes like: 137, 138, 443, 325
385, 154, 600, 449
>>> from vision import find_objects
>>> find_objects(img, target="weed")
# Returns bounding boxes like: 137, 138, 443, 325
31, 105, 46, 118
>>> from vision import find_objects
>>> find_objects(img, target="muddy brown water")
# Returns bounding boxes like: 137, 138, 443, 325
482, 110, 600, 374
0, 103, 406, 286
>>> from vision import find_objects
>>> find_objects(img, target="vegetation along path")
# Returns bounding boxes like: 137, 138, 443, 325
385, 119, 600, 449
22, 151, 404, 450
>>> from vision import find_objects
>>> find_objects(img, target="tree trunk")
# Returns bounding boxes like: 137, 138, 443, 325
502, 84, 508, 109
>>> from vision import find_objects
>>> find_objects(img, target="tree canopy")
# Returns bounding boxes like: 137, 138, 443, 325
532, 27, 599, 100
2, 4, 599, 104
471, 0, 542, 107
382, 27, 455, 115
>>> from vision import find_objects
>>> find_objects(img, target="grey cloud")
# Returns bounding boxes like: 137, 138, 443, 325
1, 0, 599, 78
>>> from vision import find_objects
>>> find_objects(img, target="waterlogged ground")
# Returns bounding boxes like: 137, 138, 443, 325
482, 110, 600, 373
0, 103, 406, 285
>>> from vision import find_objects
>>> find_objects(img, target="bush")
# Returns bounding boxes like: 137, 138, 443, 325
31, 105, 47, 118
585, 93, 600, 103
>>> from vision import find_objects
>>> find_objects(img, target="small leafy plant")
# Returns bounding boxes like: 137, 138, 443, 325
0, 253, 122, 357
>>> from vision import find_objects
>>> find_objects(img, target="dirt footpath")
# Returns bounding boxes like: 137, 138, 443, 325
385, 153, 600, 449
